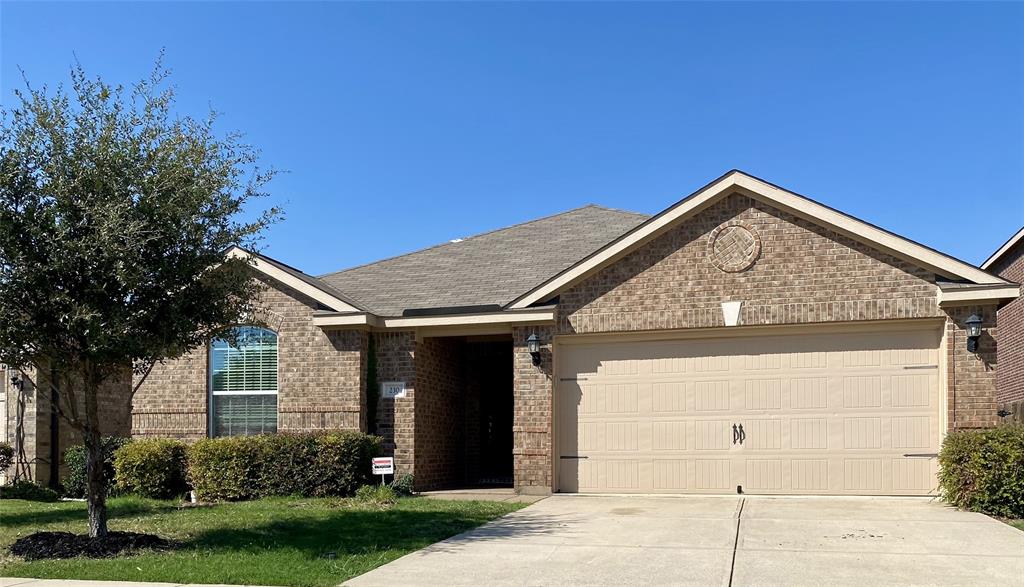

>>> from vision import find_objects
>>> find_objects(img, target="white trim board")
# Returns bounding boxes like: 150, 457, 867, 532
226, 246, 362, 313
508, 170, 1011, 309
313, 308, 556, 329
982, 226, 1024, 270
937, 284, 1020, 306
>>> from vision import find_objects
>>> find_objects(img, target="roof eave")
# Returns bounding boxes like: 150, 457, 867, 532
226, 246, 365, 313
937, 283, 1021, 307
313, 306, 556, 330
981, 226, 1024, 270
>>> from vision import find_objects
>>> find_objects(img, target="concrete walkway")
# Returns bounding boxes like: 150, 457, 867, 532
344, 494, 1024, 587
418, 487, 546, 504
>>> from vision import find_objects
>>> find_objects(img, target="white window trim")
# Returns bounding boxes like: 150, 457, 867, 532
208, 326, 280, 437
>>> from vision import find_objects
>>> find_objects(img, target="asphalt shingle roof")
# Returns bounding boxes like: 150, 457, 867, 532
318, 205, 649, 316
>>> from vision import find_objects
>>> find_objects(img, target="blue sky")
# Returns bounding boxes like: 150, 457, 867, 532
2, 1, 1022, 274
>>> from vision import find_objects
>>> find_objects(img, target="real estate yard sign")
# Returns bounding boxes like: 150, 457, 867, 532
372, 457, 394, 485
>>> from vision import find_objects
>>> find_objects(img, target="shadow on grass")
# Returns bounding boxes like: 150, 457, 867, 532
184, 505, 567, 559
1, 500, 178, 528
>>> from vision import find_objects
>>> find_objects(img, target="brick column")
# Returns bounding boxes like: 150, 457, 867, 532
945, 305, 999, 429
512, 326, 554, 495
374, 331, 417, 477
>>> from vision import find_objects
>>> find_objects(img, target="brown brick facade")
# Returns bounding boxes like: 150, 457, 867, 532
559, 193, 939, 334
552, 192, 999, 437
2, 364, 131, 487
374, 331, 416, 477
945, 306, 1000, 429
133, 276, 366, 440
413, 337, 465, 490
988, 239, 1023, 405
122, 192, 1006, 496
512, 326, 553, 494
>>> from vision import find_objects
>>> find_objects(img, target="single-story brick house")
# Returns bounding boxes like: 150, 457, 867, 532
983, 226, 1024, 416
6, 170, 1017, 495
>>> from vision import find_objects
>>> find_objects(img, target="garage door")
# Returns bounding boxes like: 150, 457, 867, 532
556, 325, 942, 495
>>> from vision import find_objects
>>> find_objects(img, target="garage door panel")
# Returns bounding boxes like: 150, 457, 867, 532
557, 326, 942, 495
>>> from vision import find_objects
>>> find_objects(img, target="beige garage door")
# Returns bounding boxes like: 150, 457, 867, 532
557, 325, 942, 495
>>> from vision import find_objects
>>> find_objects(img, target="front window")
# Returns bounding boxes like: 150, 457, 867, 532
209, 326, 278, 437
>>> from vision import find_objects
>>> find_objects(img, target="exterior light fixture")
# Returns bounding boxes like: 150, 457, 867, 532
965, 314, 983, 353
526, 333, 542, 366
10, 375, 24, 391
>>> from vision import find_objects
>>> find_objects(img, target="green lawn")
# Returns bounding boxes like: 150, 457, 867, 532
1008, 519, 1024, 532
0, 495, 525, 586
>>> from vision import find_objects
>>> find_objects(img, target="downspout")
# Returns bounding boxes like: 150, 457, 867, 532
49, 366, 59, 490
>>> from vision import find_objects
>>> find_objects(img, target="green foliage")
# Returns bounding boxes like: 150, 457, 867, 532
1, 480, 59, 502
0, 441, 13, 471
0, 57, 279, 536
114, 438, 188, 499
0, 57, 280, 374
187, 432, 382, 501
355, 483, 397, 506
390, 473, 415, 496
63, 437, 131, 498
0, 495, 525, 586
938, 426, 1024, 518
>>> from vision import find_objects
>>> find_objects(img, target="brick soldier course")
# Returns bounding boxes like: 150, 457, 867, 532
9, 171, 1015, 494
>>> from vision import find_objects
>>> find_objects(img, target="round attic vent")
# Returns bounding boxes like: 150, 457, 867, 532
708, 221, 761, 273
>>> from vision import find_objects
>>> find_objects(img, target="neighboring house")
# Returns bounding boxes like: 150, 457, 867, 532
982, 226, 1024, 413
2, 364, 130, 487
129, 170, 1018, 496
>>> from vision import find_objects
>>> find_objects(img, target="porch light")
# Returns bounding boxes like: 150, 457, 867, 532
526, 333, 542, 366
965, 314, 983, 353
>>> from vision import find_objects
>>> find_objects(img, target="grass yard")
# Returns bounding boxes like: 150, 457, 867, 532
1008, 519, 1024, 532
0, 495, 525, 586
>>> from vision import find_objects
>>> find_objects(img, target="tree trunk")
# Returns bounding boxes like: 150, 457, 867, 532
82, 365, 108, 538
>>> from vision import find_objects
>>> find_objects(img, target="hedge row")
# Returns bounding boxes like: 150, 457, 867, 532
60, 431, 381, 501
63, 436, 131, 498
188, 431, 381, 500
938, 425, 1024, 518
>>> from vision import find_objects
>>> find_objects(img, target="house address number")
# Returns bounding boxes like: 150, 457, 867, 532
381, 381, 407, 399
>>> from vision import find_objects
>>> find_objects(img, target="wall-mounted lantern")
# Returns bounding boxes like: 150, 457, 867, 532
10, 375, 24, 391
526, 333, 542, 366
965, 314, 983, 353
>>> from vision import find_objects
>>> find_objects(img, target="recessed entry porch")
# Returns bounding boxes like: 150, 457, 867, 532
381, 334, 515, 491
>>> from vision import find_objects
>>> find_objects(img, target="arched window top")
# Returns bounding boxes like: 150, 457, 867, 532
210, 326, 278, 436
211, 326, 278, 393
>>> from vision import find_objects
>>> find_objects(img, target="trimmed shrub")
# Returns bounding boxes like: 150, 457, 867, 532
938, 426, 1024, 518
114, 439, 188, 499
1, 480, 59, 502
63, 436, 131, 498
355, 483, 397, 506
0, 441, 13, 471
391, 473, 415, 496
187, 431, 381, 501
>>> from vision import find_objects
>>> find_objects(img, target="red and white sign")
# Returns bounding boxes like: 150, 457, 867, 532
372, 457, 394, 475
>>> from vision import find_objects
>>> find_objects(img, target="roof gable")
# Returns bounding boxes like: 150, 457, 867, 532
508, 170, 1010, 309
982, 226, 1024, 271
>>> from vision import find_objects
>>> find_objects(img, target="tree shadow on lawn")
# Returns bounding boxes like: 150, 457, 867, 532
183, 505, 572, 559
2, 500, 179, 529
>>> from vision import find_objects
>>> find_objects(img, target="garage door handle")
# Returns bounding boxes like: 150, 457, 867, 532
738, 423, 746, 445
732, 424, 739, 445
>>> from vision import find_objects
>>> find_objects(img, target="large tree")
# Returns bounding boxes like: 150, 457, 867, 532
0, 60, 279, 537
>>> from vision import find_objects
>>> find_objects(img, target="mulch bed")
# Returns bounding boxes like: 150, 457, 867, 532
9, 531, 176, 560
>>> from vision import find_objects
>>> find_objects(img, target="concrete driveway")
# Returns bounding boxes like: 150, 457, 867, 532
344, 495, 1024, 587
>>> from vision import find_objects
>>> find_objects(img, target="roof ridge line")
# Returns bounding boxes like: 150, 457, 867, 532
317, 204, 648, 279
